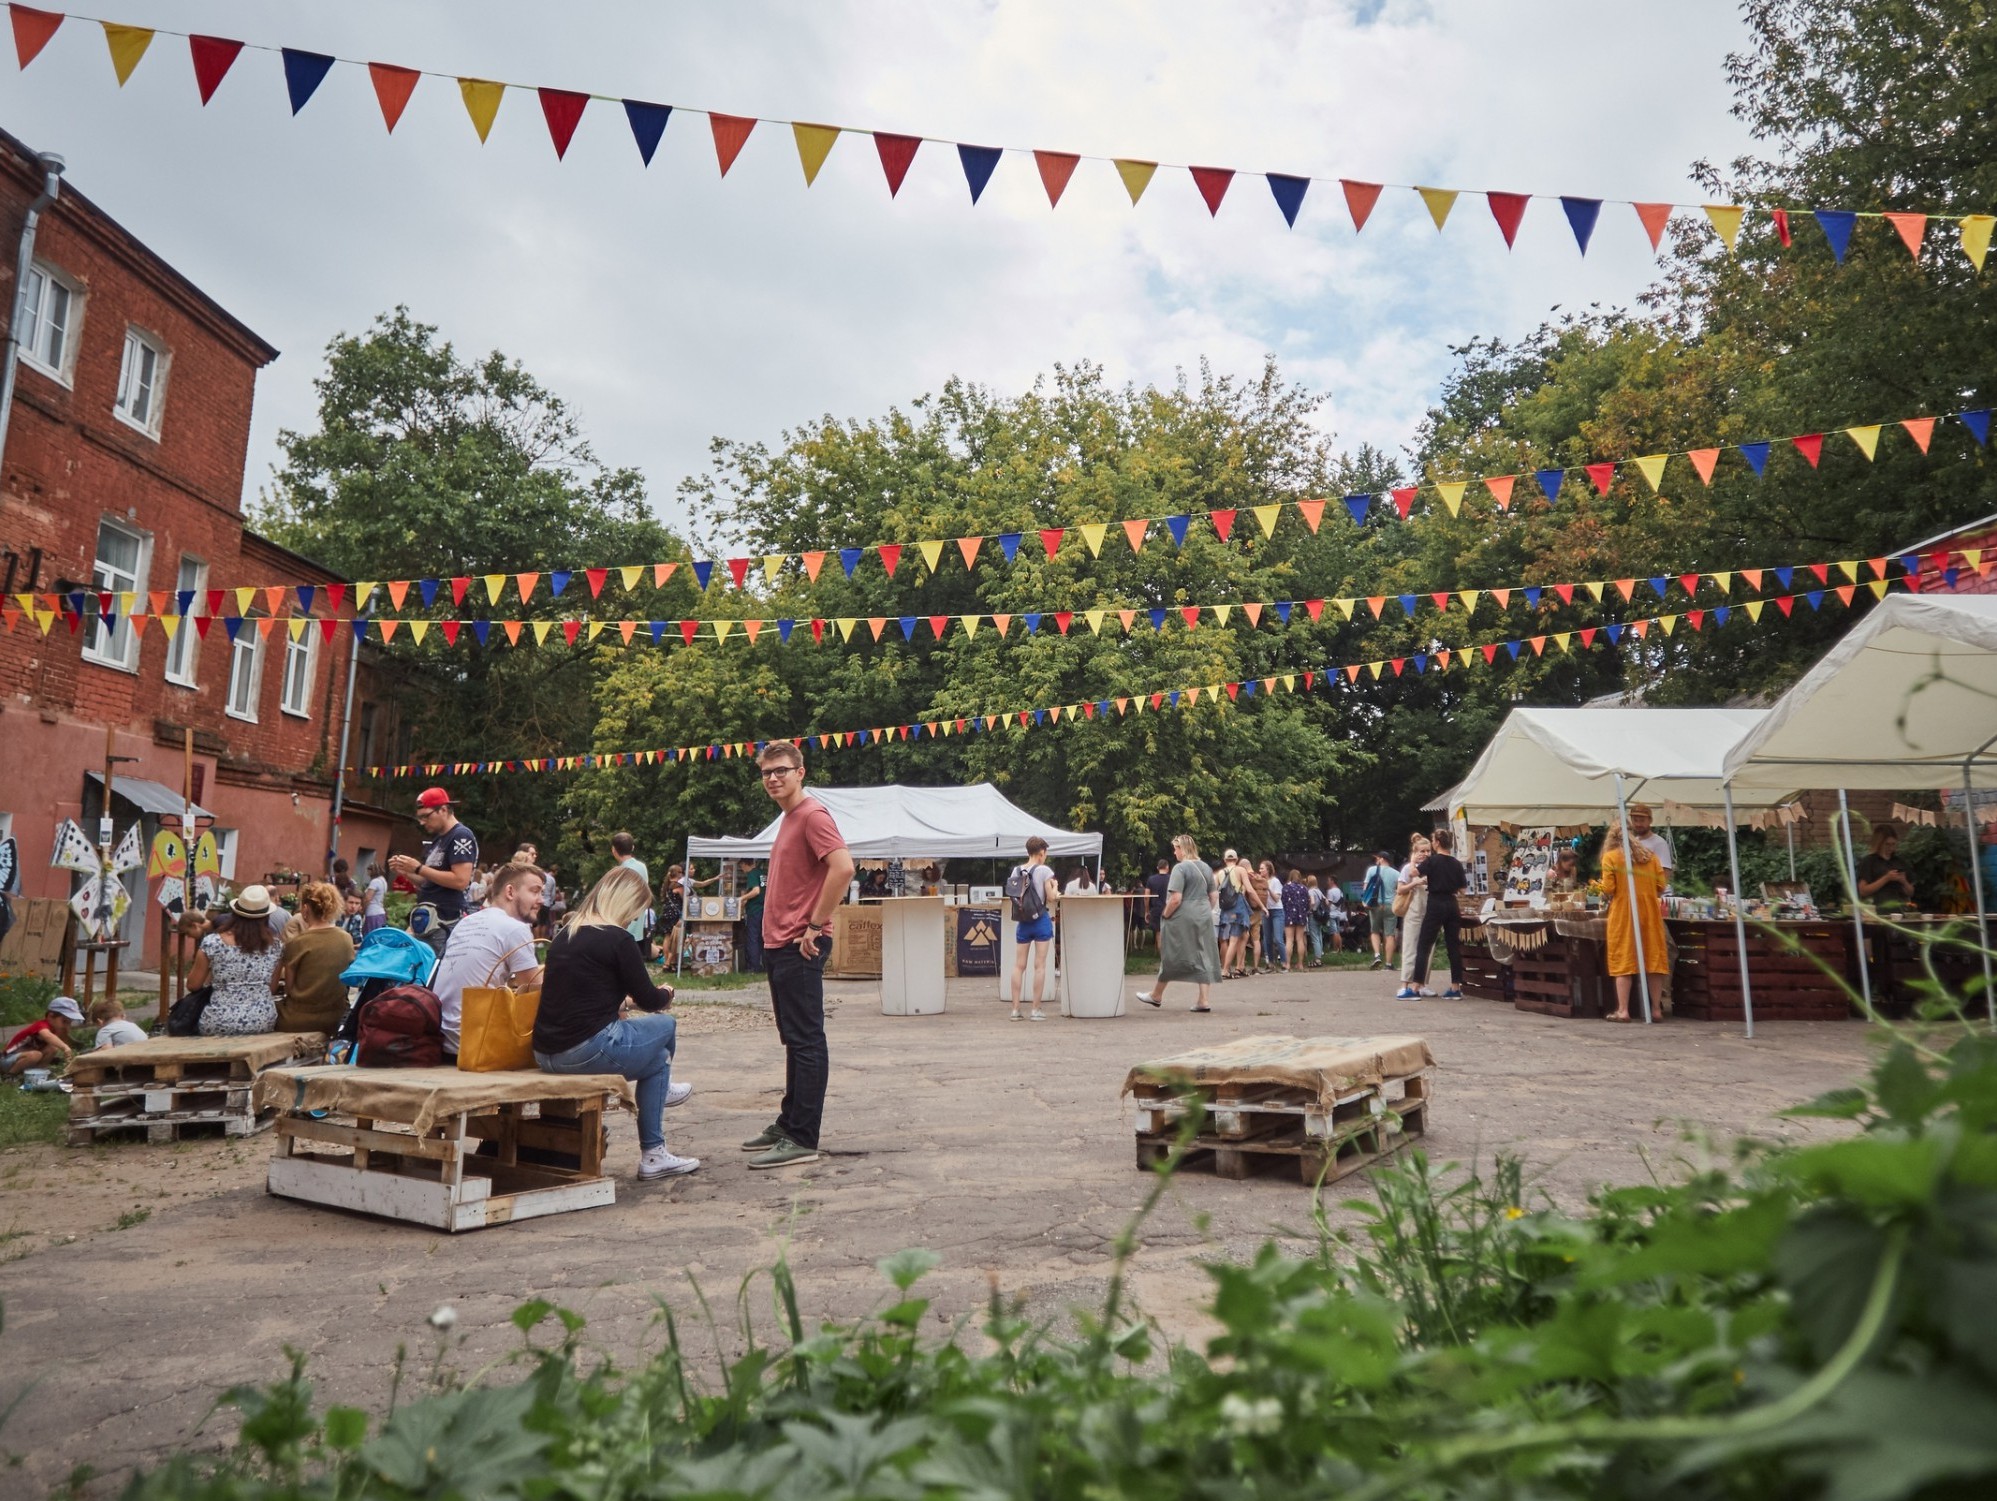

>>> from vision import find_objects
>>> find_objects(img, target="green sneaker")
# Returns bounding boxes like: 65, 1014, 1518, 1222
747, 1138, 822, 1170
741, 1123, 787, 1152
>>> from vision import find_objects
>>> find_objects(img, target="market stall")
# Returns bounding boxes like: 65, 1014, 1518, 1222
688, 783, 1103, 1014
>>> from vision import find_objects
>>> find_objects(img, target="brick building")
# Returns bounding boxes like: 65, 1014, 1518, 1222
0, 127, 401, 965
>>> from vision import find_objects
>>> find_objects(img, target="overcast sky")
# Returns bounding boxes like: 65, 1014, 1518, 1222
4, 1, 1758, 545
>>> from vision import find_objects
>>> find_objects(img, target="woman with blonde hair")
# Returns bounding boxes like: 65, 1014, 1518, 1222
1600, 819, 1668, 1023
533, 864, 696, 1180
271, 881, 355, 1033
1135, 834, 1222, 1012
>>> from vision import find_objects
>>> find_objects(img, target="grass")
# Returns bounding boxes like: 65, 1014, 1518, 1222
112, 1207, 151, 1230
0, 1085, 68, 1148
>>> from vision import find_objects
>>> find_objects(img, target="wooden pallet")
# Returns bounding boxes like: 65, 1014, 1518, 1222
67, 1035, 324, 1147
69, 1112, 274, 1146
1134, 1073, 1430, 1185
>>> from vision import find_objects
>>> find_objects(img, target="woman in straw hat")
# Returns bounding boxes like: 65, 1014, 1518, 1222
187, 885, 282, 1035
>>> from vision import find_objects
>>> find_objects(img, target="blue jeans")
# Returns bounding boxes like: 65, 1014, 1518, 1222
1264, 910, 1286, 959
1307, 916, 1324, 962
536, 1011, 677, 1152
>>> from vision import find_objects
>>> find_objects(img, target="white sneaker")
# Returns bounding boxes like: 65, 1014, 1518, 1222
665, 1080, 693, 1108
638, 1146, 699, 1180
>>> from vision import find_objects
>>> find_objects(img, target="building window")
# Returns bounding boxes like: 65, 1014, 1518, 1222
357, 702, 378, 768
82, 517, 149, 671
163, 555, 205, 686
19, 261, 79, 383
211, 827, 238, 882
225, 630, 262, 721
114, 327, 169, 437
279, 628, 315, 718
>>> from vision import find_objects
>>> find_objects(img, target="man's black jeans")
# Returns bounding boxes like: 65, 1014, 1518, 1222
766, 937, 831, 1149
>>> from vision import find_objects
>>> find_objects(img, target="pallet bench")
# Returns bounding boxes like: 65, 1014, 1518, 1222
66, 1033, 326, 1146
255, 1065, 632, 1233
1124, 1034, 1434, 1188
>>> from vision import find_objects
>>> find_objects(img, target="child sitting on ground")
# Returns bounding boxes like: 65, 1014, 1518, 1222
3, 995, 85, 1074
88, 996, 149, 1049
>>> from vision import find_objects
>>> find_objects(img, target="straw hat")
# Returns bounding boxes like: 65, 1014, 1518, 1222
231, 884, 274, 919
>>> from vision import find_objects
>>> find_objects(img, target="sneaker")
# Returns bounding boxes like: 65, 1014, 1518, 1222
747, 1138, 822, 1170
1441, 988, 1464, 1000
665, 1081, 693, 1108
1030, 1010, 1047, 1021
638, 1146, 700, 1180
1367, 957, 1384, 970
1418, 987, 1437, 998
741, 1122, 787, 1152
1135, 991, 1161, 1008
1394, 986, 1420, 1000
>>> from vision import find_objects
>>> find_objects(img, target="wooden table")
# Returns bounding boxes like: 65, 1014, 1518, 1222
1852, 915, 1988, 1018
1459, 916, 1611, 1019
1668, 919, 1856, 1022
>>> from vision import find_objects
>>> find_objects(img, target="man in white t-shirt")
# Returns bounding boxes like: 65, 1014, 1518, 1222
610, 831, 651, 940
1627, 804, 1675, 882
430, 862, 546, 1058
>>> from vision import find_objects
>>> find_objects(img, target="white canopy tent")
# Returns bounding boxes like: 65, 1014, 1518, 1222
687, 783, 1103, 862
1722, 592, 1997, 1013
1435, 706, 1800, 1032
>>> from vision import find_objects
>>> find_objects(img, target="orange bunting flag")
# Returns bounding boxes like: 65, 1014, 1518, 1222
1340, 179, 1382, 230
1121, 519, 1148, 553
386, 579, 410, 610
1033, 150, 1080, 207
11, 6, 63, 69
956, 536, 982, 569
1901, 417, 1935, 452
654, 562, 677, 587
1296, 498, 1325, 533
1485, 474, 1515, 510
801, 551, 826, 582
1633, 202, 1673, 251
516, 572, 540, 603
369, 63, 420, 132
1884, 212, 1927, 259
1688, 448, 1721, 484
710, 113, 756, 175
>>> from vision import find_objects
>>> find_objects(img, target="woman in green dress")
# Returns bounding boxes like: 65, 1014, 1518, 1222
1136, 833, 1223, 1012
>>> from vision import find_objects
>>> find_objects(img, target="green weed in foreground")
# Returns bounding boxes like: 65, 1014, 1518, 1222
0, 1085, 67, 1148
63, 1009, 1997, 1500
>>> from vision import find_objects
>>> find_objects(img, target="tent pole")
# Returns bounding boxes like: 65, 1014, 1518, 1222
1786, 820, 1797, 881
1614, 773, 1654, 1025
676, 839, 689, 982
1837, 789, 1873, 1014
1721, 785, 1754, 1041
1963, 761, 1995, 1026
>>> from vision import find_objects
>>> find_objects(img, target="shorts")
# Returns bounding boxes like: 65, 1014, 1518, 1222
1016, 914, 1054, 944
1218, 911, 1248, 939
1369, 903, 1398, 936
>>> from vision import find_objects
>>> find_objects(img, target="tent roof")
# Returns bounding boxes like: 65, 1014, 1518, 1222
1440, 706, 1789, 825
687, 783, 1103, 861
1722, 592, 1997, 790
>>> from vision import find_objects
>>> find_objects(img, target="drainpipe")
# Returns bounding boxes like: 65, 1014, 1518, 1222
326, 605, 365, 874
0, 151, 66, 471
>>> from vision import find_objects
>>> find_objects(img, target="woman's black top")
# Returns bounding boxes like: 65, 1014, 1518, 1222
1418, 853, 1469, 900
532, 923, 673, 1055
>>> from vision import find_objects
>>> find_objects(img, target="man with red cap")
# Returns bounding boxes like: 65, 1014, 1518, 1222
390, 788, 480, 955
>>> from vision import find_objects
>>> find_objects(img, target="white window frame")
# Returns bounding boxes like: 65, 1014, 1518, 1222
82, 517, 150, 672
163, 554, 205, 687
113, 325, 170, 438
211, 828, 239, 883
18, 259, 80, 385
279, 627, 316, 719
225, 629, 263, 722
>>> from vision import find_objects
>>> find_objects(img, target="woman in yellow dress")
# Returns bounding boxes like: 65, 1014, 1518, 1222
1600, 820, 1668, 1023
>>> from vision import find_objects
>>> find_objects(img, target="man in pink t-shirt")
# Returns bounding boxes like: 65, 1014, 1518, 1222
746, 739, 855, 1169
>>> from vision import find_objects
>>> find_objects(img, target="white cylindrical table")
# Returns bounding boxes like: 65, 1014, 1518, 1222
878, 896, 946, 1016
996, 914, 1018, 1001
1058, 894, 1127, 1018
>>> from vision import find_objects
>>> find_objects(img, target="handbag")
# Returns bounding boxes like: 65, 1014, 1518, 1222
165, 984, 213, 1037
1391, 882, 1416, 919
456, 943, 541, 1073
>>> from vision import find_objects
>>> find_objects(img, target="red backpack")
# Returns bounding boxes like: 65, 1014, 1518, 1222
355, 984, 445, 1068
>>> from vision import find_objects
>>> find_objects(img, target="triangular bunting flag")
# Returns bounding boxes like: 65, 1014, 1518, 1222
1296, 498, 1325, 532
1033, 150, 1080, 206
1079, 523, 1108, 556
1340, 179, 1382, 230
917, 539, 944, 572
1688, 448, 1721, 484
957, 143, 1001, 203
1417, 186, 1457, 229
1485, 474, 1515, 510
1266, 173, 1307, 227
11, 6, 63, 69
624, 100, 672, 165
1487, 191, 1528, 247
188, 34, 243, 104
369, 63, 419, 132
1251, 503, 1280, 537
1435, 481, 1466, 517
1121, 518, 1148, 552
873, 132, 920, 196
1845, 424, 1881, 459
1633, 453, 1667, 492
537, 89, 589, 158
458, 78, 505, 143
1561, 196, 1600, 253
102, 21, 152, 85
791, 122, 839, 184
1884, 212, 1926, 259
1793, 433, 1824, 467
1114, 159, 1157, 204
956, 536, 982, 569
1962, 215, 1995, 272
1703, 203, 1744, 252
710, 113, 757, 175
1815, 209, 1856, 264
1633, 201, 1673, 251
1901, 416, 1935, 452
1189, 166, 1234, 216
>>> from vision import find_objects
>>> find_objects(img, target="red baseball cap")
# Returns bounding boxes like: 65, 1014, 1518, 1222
416, 787, 452, 810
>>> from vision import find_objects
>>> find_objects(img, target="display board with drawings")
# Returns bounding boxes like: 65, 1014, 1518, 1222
1503, 827, 1557, 907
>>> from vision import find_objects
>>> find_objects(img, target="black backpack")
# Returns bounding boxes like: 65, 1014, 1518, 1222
1005, 863, 1048, 923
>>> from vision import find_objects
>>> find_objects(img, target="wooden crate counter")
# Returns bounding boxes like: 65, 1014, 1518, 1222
1667, 919, 1856, 1023
66, 1032, 326, 1146
254, 1066, 634, 1232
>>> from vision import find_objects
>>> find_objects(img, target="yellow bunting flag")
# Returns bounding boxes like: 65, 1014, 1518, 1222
1435, 481, 1467, 516
458, 79, 505, 143
1212, 604, 1234, 626
407, 620, 430, 644
1115, 159, 1158, 205
1962, 215, 1995, 272
1709, 571, 1732, 593
1251, 504, 1280, 538
532, 621, 553, 645
1845, 424, 1881, 459
1745, 600, 1764, 622
1633, 454, 1668, 492
235, 586, 256, 615
1553, 632, 1572, 652
1417, 187, 1457, 229
764, 555, 785, 583
1079, 523, 1108, 557
159, 614, 179, 640
1869, 579, 1890, 598
1703, 204, 1744, 252
835, 617, 858, 641
1084, 609, 1105, 634
918, 539, 944, 572
1457, 590, 1481, 613
1835, 560, 1859, 582
619, 565, 642, 591
102, 23, 152, 85
286, 617, 307, 642
792, 123, 840, 185
1335, 598, 1357, 620
1584, 581, 1606, 602
355, 582, 377, 610
713, 619, 734, 642
1658, 614, 1678, 636
483, 574, 506, 604
959, 614, 980, 639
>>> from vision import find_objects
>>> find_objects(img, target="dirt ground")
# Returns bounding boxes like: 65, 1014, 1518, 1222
0, 967, 1874, 1492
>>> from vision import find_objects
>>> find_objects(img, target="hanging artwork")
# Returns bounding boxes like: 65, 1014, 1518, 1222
0, 832, 17, 896
148, 826, 219, 915
1503, 826, 1556, 907
52, 819, 143, 939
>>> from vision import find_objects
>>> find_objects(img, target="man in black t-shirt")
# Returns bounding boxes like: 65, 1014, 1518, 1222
1405, 829, 1469, 999
1144, 859, 1171, 936
389, 787, 479, 954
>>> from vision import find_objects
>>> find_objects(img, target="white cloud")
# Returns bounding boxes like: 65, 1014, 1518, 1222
3, 0, 1755, 542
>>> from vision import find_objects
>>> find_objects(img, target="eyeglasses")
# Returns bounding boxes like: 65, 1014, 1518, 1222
760, 765, 801, 781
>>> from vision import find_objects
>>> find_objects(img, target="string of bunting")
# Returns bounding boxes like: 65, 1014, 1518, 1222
11, 6, 1995, 269
7, 552, 1961, 645
358, 584, 1855, 778
20, 407, 1990, 614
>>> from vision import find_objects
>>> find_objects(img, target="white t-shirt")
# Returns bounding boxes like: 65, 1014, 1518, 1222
1063, 876, 1097, 895
617, 856, 651, 939
364, 875, 387, 917
1264, 874, 1283, 907
430, 908, 539, 1052
1635, 831, 1675, 873
93, 1018, 149, 1048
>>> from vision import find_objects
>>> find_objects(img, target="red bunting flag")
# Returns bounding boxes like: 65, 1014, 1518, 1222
1033, 150, 1080, 207
879, 543, 903, 577
1807, 562, 1829, 584
1679, 573, 1699, 596
539, 88, 589, 158
369, 63, 420, 132
1304, 598, 1324, 621
1180, 606, 1200, 630
1340, 179, 1382, 231
1189, 166, 1234, 216
874, 132, 921, 196
1585, 462, 1615, 494
1772, 208, 1792, 246
562, 620, 580, 645
10, 5, 62, 68
1054, 611, 1073, 635
1390, 487, 1417, 518
1210, 509, 1236, 541
1776, 596, 1795, 617
1487, 191, 1528, 247
1793, 433, 1823, 467
585, 567, 607, 597
441, 621, 462, 646
1037, 529, 1063, 561
188, 34, 243, 103
726, 558, 751, 589
928, 615, 948, 639
810, 618, 824, 643
710, 112, 756, 174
